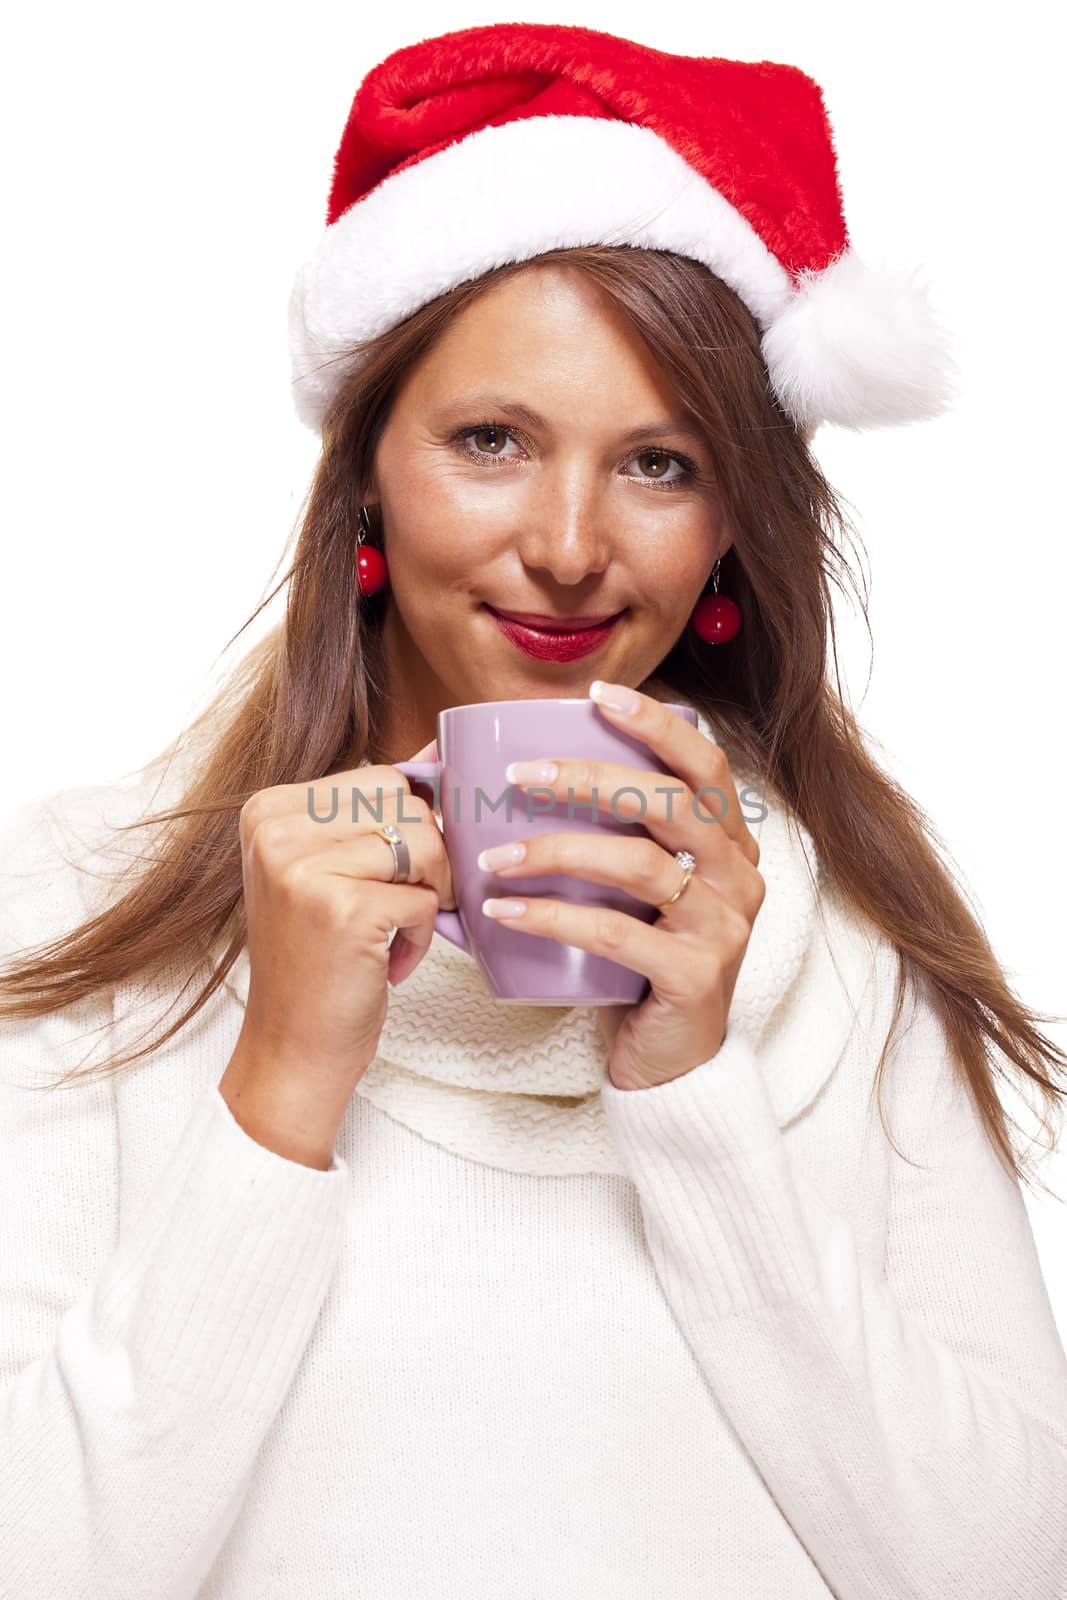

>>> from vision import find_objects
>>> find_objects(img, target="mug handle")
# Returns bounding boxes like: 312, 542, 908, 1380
392, 759, 471, 956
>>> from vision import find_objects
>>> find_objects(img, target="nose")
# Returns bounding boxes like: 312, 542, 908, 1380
514, 478, 613, 587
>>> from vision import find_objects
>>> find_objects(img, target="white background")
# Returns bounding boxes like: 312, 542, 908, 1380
2, 3, 1064, 1336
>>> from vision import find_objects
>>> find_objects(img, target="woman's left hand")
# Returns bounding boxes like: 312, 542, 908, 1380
479, 684, 766, 1092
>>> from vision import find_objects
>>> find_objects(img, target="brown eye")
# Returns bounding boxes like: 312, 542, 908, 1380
473, 427, 508, 454
637, 450, 671, 478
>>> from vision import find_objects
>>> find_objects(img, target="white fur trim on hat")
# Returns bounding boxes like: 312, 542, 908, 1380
288, 113, 957, 436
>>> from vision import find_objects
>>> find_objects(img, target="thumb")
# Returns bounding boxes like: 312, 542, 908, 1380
410, 738, 438, 761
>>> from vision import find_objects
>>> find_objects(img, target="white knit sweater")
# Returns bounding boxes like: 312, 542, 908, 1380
1, 762, 1066, 1600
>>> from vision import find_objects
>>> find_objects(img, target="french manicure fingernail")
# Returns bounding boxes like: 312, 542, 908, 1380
477, 841, 526, 870
589, 680, 639, 714
505, 760, 558, 785
482, 898, 527, 918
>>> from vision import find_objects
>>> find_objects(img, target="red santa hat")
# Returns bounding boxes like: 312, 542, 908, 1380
288, 22, 958, 437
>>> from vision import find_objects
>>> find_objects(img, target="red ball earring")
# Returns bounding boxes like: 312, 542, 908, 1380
689, 557, 742, 644
356, 503, 389, 597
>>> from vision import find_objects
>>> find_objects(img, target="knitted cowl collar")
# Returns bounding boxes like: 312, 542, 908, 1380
220, 697, 881, 1177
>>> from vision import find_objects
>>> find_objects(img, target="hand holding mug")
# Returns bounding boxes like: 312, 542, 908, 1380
479, 683, 766, 1092
393, 695, 709, 1005
218, 756, 454, 1168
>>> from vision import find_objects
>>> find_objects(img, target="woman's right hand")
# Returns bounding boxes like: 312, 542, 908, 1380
219, 746, 453, 1168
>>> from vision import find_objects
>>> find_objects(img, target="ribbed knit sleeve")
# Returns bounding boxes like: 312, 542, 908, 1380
0, 793, 350, 1600
599, 969, 1067, 1599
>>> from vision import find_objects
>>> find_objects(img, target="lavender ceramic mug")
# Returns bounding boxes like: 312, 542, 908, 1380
390, 697, 700, 1005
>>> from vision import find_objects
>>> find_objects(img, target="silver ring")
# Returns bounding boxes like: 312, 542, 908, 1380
373, 822, 411, 884
657, 849, 696, 911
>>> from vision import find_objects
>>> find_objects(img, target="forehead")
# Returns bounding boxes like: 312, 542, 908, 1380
399, 264, 680, 406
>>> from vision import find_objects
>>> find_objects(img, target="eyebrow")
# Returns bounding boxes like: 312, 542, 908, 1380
438, 392, 708, 448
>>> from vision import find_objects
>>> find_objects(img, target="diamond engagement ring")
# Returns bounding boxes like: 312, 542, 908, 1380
374, 822, 412, 884
657, 849, 696, 911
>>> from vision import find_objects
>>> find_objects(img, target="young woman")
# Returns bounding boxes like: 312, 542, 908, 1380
2, 22, 1065, 1600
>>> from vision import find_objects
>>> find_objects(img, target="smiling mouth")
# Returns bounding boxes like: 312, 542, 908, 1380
482, 603, 626, 662
484, 605, 626, 631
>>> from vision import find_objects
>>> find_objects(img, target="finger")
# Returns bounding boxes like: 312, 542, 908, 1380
503, 747, 749, 875
382, 893, 440, 986
478, 829, 756, 927
588, 685, 762, 866
249, 810, 453, 908
327, 824, 456, 911
252, 788, 439, 853
356, 879, 441, 986
479, 891, 744, 999
240, 764, 432, 843
306, 776, 445, 860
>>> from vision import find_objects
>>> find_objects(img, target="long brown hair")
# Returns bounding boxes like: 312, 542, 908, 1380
2, 245, 1064, 1197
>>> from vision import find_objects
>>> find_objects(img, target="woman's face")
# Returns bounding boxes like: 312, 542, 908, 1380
367, 263, 731, 754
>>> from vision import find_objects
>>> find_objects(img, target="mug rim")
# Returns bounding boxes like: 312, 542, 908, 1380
439, 698, 699, 715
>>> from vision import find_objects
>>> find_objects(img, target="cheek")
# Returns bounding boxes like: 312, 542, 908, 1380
386, 448, 518, 528
624, 522, 718, 599
379, 486, 494, 598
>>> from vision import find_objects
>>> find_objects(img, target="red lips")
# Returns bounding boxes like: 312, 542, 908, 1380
484, 605, 624, 662
489, 608, 621, 629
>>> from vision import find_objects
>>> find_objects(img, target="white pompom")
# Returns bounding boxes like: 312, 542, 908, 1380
761, 249, 962, 432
